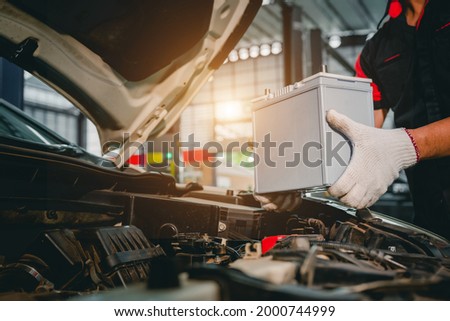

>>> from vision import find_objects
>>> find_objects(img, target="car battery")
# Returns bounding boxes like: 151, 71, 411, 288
253, 72, 374, 194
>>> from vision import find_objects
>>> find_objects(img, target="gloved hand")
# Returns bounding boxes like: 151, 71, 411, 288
326, 109, 418, 209
254, 191, 302, 212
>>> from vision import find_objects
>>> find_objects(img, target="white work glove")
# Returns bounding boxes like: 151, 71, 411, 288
254, 191, 302, 212
326, 109, 418, 209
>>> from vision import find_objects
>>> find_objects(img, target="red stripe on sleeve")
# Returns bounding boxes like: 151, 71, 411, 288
436, 22, 450, 32
384, 53, 401, 63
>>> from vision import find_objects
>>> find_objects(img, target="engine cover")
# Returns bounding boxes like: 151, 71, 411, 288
0, 226, 165, 294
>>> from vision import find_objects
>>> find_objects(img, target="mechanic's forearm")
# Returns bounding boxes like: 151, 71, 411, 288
409, 117, 450, 160
374, 108, 388, 128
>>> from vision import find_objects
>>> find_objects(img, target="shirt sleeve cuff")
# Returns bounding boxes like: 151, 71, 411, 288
373, 100, 383, 110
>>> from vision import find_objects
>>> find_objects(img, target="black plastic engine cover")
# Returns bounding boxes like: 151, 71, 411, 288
0, 225, 165, 292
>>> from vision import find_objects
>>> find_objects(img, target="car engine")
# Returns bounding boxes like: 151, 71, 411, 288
1, 186, 449, 300
0, 147, 449, 300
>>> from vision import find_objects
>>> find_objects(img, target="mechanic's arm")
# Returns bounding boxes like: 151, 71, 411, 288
410, 117, 450, 159
374, 108, 388, 128
326, 110, 450, 209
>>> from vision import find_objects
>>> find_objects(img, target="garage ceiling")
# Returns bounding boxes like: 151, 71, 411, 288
239, 0, 388, 46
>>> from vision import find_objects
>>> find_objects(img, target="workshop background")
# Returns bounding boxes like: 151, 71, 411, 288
0, 0, 413, 221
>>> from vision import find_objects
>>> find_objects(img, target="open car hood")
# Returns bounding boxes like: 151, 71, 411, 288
0, 0, 261, 166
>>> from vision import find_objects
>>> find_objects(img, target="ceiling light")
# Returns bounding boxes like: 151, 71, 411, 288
328, 35, 341, 49
271, 42, 282, 55
228, 50, 239, 62
238, 48, 249, 61
249, 45, 260, 58
260, 44, 271, 57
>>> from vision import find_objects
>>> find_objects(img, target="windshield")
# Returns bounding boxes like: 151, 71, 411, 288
0, 100, 66, 145
0, 99, 117, 168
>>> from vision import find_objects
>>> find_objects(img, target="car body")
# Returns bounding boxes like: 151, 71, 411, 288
0, 0, 449, 300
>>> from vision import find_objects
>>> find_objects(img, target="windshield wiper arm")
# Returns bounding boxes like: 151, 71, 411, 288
48, 144, 85, 157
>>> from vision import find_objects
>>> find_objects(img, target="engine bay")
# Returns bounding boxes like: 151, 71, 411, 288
1, 188, 449, 301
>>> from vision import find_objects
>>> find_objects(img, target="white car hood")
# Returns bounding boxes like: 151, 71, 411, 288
0, 0, 261, 166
